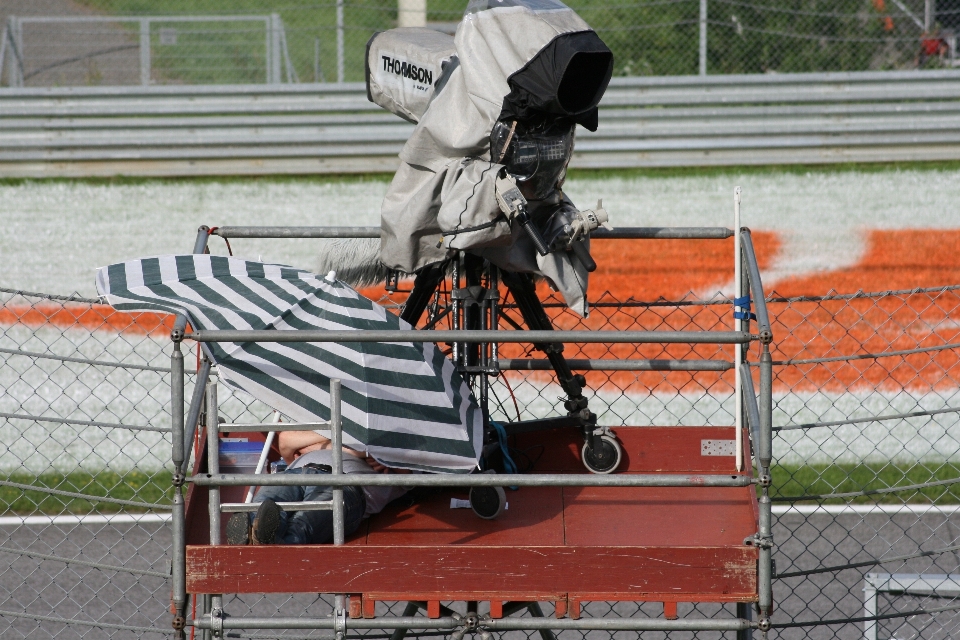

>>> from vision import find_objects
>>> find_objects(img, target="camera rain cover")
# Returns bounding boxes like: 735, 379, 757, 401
365, 27, 458, 124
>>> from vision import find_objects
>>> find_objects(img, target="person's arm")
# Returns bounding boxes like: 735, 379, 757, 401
363, 455, 411, 474
277, 431, 331, 464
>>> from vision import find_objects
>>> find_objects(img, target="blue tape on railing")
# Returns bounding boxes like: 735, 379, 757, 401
733, 295, 757, 321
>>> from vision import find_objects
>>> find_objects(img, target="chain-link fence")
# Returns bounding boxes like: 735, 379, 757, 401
2, 0, 958, 87
2, 280, 960, 638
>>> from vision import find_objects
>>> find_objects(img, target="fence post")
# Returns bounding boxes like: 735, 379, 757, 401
863, 573, 879, 640
270, 13, 282, 84
398, 0, 427, 28
926, 0, 935, 32
337, 0, 345, 83
139, 18, 150, 86
170, 338, 186, 640
699, 0, 707, 76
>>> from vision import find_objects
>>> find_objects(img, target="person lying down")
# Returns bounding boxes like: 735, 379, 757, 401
226, 430, 410, 545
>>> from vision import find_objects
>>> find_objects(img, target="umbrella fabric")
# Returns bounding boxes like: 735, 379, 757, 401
96, 254, 482, 473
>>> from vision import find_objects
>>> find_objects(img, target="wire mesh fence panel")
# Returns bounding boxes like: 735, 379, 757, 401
2, 1, 956, 86
3, 281, 960, 637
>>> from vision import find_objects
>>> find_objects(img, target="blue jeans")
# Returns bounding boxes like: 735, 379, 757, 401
251, 467, 366, 544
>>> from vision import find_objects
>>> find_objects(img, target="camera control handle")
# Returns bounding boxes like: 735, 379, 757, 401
517, 208, 550, 256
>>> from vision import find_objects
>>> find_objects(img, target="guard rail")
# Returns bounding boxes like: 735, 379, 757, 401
2, 70, 960, 177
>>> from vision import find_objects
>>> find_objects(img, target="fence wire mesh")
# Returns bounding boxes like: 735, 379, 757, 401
1, 1, 957, 87
2, 281, 960, 638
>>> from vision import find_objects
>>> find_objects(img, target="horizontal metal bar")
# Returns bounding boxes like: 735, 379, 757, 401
191, 473, 753, 488
17, 15, 271, 24
219, 422, 329, 432
484, 618, 753, 631
214, 226, 380, 239
196, 616, 460, 631
498, 358, 732, 371
199, 615, 752, 632
188, 330, 753, 345
591, 227, 732, 239
0, 346, 172, 373
9, 130, 960, 164
0, 411, 165, 433
220, 501, 332, 513
211, 226, 733, 240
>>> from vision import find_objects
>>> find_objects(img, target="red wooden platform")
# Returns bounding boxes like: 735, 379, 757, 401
185, 426, 758, 619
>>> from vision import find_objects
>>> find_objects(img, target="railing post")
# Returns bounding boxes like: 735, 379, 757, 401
734, 186, 743, 471
330, 378, 346, 631
206, 382, 221, 545
171, 338, 187, 639
757, 343, 773, 634
139, 18, 150, 85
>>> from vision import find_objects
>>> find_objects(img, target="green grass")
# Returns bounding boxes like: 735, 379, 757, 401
2, 471, 172, 515
4, 464, 959, 515
771, 462, 960, 506
76, 0, 921, 84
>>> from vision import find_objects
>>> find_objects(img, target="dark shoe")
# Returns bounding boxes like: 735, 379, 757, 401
225, 512, 250, 545
251, 498, 282, 545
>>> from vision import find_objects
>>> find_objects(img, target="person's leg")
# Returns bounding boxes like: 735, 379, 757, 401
226, 468, 309, 545
280, 483, 367, 544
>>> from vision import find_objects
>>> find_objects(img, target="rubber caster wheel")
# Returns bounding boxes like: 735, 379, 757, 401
470, 482, 506, 520
581, 435, 622, 474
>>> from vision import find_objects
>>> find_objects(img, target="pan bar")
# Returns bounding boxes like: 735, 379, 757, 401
187, 329, 753, 344
191, 473, 753, 488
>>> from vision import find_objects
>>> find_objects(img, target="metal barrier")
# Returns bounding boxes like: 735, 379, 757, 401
169, 223, 774, 637
3, 69, 960, 177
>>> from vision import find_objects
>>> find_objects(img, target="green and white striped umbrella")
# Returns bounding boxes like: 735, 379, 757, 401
96, 254, 482, 473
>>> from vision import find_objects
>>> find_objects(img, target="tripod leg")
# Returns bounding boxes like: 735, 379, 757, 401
400, 262, 447, 326
500, 271, 590, 417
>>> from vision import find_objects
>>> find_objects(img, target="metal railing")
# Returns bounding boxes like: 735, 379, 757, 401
167, 221, 774, 637
1, 14, 299, 87
3, 69, 960, 177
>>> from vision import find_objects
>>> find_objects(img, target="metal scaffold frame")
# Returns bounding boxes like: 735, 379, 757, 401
167, 207, 775, 638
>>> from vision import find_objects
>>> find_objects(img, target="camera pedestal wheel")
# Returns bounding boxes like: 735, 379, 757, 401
581, 434, 622, 474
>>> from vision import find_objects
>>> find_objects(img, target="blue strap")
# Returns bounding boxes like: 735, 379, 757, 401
733, 295, 757, 321
490, 421, 518, 490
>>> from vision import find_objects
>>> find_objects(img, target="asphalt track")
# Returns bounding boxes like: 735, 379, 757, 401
2, 509, 960, 639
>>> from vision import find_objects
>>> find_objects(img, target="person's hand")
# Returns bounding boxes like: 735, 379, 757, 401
364, 455, 388, 473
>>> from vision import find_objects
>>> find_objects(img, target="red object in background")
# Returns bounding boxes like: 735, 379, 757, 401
922, 37, 946, 56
